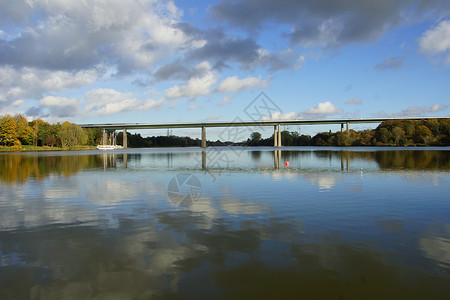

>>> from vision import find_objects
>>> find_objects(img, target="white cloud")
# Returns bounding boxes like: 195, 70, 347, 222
0, 66, 98, 107
260, 111, 298, 121
11, 99, 24, 107
216, 75, 270, 93
188, 105, 204, 111
419, 20, 450, 65
26, 96, 80, 120
216, 95, 233, 106
165, 62, 218, 99
0, 0, 198, 73
376, 103, 449, 117
83, 88, 163, 116
260, 101, 343, 120
40, 96, 78, 108
345, 97, 362, 105
299, 101, 343, 118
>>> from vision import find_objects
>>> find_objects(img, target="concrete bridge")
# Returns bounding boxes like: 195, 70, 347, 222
79, 116, 448, 148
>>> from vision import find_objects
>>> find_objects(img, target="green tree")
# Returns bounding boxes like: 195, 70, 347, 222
392, 127, 406, 145
58, 122, 87, 147
281, 131, 293, 146
414, 125, 432, 144
250, 132, 261, 142
377, 128, 392, 144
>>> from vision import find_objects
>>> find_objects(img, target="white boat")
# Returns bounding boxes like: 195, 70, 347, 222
97, 145, 123, 150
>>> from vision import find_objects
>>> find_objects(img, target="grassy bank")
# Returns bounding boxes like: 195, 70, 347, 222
0, 145, 97, 152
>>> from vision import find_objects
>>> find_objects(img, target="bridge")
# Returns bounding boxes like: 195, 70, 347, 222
79, 116, 448, 148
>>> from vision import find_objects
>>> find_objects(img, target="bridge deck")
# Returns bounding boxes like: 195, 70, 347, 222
79, 116, 448, 130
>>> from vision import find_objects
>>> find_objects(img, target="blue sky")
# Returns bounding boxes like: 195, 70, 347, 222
1, 0, 449, 139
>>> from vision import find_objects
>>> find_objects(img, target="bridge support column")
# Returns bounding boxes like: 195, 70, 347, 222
201, 126, 206, 148
123, 129, 127, 148
277, 124, 282, 147
346, 122, 349, 133
341, 123, 344, 132
202, 151, 206, 169
274, 126, 278, 147
102, 129, 107, 145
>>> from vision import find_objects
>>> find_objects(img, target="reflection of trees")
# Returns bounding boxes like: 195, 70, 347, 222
0, 155, 104, 184
310, 150, 450, 170
374, 150, 450, 170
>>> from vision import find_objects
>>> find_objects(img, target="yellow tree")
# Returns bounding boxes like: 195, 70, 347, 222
58, 122, 87, 147
0, 115, 20, 146
14, 114, 33, 145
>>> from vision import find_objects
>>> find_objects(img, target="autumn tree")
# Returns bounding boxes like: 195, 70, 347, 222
414, 125, 433, 144
0, 115, 20, 146
58, 122, 87, 147
392, 127, 406, 145
14, 114, 33, 145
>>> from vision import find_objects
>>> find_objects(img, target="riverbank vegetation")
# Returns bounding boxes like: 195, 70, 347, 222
0, 114, 102, 151
244, 119, 450, 147
1, 115, 448, 151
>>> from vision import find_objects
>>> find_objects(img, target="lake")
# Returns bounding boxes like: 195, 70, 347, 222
1, 147, 449, 299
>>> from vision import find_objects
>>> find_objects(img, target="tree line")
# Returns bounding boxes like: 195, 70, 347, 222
245, 118, 450, 147
116, 131, 233, 148
0, 114, 102, 148
1, 115, 448, 149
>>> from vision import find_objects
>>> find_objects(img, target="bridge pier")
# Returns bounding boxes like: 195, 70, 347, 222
277, 124, 281, 147
341, 123, 344, 132
274, 126, 278, 147
123, 129, 127, 148
273, 124, 282, 147
102, 129, 107, 145
346, 122, 349, 133
201, 126, 206, 148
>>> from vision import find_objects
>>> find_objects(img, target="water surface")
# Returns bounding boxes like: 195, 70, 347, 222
0, 147, 449, 299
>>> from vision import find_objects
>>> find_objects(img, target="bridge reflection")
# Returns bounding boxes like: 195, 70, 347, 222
1, 148, 449, 184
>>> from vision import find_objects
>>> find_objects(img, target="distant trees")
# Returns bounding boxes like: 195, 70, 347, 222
244, 118, 449, 147
1, 115, 448, 149
118, 132, 202, 148
0, 114, 101, 148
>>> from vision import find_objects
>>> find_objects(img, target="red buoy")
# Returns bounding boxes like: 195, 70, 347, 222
285, 161, 289, 167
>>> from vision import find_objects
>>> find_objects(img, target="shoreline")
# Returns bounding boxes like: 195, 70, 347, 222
1, 144, 448, 153
0, 145, 97, 152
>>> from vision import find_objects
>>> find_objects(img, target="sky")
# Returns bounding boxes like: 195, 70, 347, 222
1, 0, 450, 139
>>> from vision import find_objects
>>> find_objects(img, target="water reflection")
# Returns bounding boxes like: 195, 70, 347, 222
0, 147, 449, 298
2, 148, 448, 184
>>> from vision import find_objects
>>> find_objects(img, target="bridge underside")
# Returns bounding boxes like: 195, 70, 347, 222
80, 117, 447, 148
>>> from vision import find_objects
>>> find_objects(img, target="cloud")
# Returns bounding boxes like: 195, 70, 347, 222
345, 97, 362, 105
419, 20, 450, 65
0, 66, 98, 108
26, 96, 80, 120
375, 56, 406, 70
188, 105, 204, 111
299, 101, 343, 118
260, 101, 343, 120
260, 112, 298, 121
216, 75, 270, 93
0, 0, 196, 73
11, 99, 24, 107
165, 62, 218, 99
205, 114, 221, 121
83, 88, 163, 116
375, 104, 449, 117
177, 27, 305, 72
216, 95, 233, 106
209, 0, 450, 49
